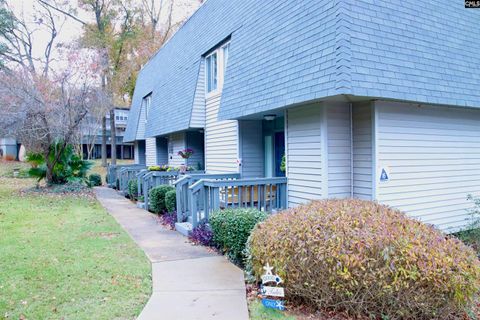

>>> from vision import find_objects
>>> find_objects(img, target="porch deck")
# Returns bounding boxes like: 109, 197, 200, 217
107, 167, 288, 235
179, 175, 287, 230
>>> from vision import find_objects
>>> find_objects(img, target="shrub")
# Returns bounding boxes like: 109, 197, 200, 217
26, 143, 92, 184
454, 195, 480, 255
165, 190, 176, 213
128, 179, 138, 200
148, 165, 169, 171
88, 173, 102, 187
189, 222, 213, 246
149, 185, 174, 214
247, 199, 480, 319
210, 208, 267, 264
160, 211, 176, 229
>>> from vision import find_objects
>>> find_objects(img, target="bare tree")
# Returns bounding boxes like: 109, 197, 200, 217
0, 62, 107, 183
0, 1, 108, 184
78, 95, 110, 159
32, 0, 201, 167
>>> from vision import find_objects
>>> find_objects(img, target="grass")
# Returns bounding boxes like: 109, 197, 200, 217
249, 299, 296, 320
0, 165, 151, 319
0, 160, 30, 177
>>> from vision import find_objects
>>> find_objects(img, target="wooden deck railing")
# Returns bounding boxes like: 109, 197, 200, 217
118, 166, 147, 194
106, 164, 144, 188
142, 171, 179, 211
188, 177, 288, 228
174, 173, 241, 223
136, 169, 149, 199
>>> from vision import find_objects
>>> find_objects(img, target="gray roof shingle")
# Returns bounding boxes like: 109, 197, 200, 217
125, 0, 480, 142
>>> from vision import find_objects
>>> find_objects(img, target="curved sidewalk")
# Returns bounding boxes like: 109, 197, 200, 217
95, 187, 249, 320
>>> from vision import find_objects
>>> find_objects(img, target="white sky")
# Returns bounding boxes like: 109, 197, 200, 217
6, 0, 200, 70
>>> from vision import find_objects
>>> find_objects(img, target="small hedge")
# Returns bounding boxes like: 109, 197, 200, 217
149, 185, 175, 214
128, 179, 138, 200
165, 189, 176, 213
88, 173, 102, 187
247, 199, 480, 319
148, 165, 169, 171
210, 208, 267, 264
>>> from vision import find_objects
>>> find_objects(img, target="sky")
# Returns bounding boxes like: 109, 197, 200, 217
6, 0, 201, 71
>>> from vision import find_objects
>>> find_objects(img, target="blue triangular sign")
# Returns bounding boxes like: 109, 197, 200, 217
380, 169, 389, 181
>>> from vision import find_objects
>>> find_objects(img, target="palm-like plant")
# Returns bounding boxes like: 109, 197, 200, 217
26, 141, 92, 185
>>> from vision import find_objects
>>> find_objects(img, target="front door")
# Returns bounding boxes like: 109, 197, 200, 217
274, 132, 285, 177
263, 117, 285, 177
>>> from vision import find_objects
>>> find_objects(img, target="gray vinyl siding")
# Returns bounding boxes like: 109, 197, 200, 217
239, 121, 264, 178
136, 101, 147, 140
145, 138, 157, 166
186, 131, 205, 170
205, 93, 239, 174
134, 140, 146, 165
156, 137, 168, 165
190, 60, 206, 128
375, 101, 480, 232
327, 103, 352, 198
168, 132, 187, 167
286, 103, 326, 206
352, 102, 373, 200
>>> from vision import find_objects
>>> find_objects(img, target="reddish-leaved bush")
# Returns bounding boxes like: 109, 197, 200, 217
247, 199, 480, 319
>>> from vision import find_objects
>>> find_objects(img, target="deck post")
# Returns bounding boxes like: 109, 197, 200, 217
190, 189, 198, 228
176, 181, 183, 222
144, 177, 150, 211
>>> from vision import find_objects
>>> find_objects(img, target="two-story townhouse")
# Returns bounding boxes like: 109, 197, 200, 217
124, 0, 480, 232
81, 107, 134, 160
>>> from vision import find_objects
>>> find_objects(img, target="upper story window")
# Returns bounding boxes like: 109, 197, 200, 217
206, 52, 217, 93
222, 43, 230, 70
143, 94, 152, 122
205, 40, 230, 96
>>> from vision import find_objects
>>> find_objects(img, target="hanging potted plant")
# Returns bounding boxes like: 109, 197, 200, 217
177, 148, 194, 159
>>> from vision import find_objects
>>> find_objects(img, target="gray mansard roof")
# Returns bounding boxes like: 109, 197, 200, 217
124, 0, 480, 142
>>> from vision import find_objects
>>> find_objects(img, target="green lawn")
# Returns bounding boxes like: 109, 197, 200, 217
249, 299, 296, 320
0, 160, 30, 177
0, 171, 151, 319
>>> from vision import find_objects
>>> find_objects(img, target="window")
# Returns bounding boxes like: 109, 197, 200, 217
116, 115, 120, 121
205, 40, 231, 96
222, 43, 230, 70
206, 52, 217, 93
143, 94, 152, 122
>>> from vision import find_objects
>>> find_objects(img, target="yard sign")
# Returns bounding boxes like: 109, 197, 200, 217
260, 263, 285, 311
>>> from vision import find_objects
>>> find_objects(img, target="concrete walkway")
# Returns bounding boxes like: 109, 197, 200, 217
94, 187, 249, 320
